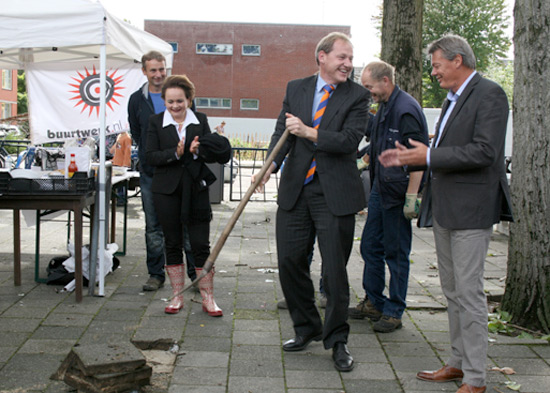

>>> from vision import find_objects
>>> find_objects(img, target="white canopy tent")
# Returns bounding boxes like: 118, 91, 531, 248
0, 0, 173, 67
0, 0, 173, 296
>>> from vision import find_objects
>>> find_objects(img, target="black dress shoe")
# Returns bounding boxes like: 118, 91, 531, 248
332, 342, 354, 372
282, 331, 322, 352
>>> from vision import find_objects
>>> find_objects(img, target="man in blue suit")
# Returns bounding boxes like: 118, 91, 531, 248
254, 32, 369, 372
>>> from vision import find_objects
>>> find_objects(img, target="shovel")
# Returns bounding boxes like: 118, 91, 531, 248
167, 128, 290, 300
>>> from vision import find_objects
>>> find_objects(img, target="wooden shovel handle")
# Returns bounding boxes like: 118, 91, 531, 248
171, 128, 290, 297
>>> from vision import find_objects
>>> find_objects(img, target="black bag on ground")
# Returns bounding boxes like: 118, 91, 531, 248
46, 253, 120, 286
46, 255, 77, 286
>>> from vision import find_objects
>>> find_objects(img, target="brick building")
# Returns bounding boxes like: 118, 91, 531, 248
0, 69, 17, 119
144, 21, 351, 120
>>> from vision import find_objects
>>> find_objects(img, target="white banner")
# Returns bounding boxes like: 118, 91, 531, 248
27, 60, 145, 144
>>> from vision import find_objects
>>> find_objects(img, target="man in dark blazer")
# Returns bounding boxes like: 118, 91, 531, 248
379, 35, 512, 393
254, 32, 370, 372
128, 51, 169, 292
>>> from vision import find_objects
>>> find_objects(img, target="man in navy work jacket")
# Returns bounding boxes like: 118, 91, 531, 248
349, 61, 428, 333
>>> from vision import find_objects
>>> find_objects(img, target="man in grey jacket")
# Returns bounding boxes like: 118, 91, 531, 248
379, 35, 513, 393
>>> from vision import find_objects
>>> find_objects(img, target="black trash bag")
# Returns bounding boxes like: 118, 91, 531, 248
46, 253, 120, 287
46, 255, 80, 286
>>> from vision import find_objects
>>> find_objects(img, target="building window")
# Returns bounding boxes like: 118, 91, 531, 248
196, 43, 233, 55
242, 44, 261, 56
196, 97, 232, 109
240, 99, 259, 111
1, 102, 12, 119
169, 42, 179, 53
2, 70, 13, 90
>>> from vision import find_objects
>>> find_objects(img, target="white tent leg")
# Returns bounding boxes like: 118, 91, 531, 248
98, 44, 107, 296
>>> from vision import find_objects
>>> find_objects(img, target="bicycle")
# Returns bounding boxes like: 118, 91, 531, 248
0, 136, 16, 169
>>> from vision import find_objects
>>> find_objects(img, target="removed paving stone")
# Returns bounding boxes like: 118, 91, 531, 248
52, 342, 152, 393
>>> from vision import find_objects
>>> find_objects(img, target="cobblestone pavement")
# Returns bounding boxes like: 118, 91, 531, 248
0, 188, 548, 393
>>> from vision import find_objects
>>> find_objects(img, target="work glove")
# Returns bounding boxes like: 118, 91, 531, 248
357, 157, 369, 171
403, 193, 420, 220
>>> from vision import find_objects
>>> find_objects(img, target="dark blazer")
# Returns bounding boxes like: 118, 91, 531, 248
419, 73, 513, 230
146, 111, 230, 221
128, 83, 156, 176
268, 75, 370, 216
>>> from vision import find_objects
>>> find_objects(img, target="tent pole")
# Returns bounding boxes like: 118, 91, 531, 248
97, 44, 107, 296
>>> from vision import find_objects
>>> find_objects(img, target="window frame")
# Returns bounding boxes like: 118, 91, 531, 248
1, 102, 12, 118
196, 43, 233, 55
2, 70, 13, 90
195, 97, 232, 110
240, 98, 260, 111
242, 44, 261, 56
168, 42, 179, 54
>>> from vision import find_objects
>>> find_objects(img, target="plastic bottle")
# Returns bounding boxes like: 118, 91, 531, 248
68, 153, 78, 178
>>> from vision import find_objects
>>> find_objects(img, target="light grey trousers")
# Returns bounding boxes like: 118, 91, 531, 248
433, 218, 492, 387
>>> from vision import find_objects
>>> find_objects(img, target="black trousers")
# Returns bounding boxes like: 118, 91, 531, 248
153, 177, 210, 267
276, 176, 355, 349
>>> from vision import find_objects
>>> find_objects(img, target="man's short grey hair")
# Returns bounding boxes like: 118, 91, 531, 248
427, 34, 476, 70
363, 61, 395, 84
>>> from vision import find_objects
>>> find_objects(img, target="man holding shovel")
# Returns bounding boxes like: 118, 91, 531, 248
253, 32, 369, 372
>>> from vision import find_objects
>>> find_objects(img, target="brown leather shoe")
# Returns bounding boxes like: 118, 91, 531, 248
416, 365, 464, 382
456, 383, 486, 393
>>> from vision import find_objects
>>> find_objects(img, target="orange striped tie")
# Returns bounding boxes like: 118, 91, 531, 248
305, 84, 334, 184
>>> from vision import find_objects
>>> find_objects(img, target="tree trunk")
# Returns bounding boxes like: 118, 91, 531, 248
381, 0, 424, 104
501, 0, 550, 333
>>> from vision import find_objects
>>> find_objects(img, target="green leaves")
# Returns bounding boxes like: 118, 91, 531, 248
504, 381, 522, 391
488, 310, 515, 334
422, 0, 512, 107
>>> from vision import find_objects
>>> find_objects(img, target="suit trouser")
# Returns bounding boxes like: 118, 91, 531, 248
276, 176, 355, 349
153, 179, 210, 268
433, 218, 492, 387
